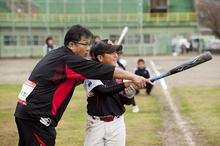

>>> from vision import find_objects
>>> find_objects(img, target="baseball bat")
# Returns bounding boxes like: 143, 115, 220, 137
150, 51, 212, 82
117, 26, 128, 45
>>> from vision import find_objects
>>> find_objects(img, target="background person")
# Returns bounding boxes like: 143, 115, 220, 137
89, 35, 100, 60
180, 43, 186, 55
132, 59, 154, 113
116, 51, 127, 70
43, 36, 56, 56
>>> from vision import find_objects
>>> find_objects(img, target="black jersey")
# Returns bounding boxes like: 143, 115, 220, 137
133, 67, 152, 80
14, 46, 115, 127
84, 79, 133, 116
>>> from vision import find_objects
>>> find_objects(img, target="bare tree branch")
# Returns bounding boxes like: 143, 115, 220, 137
197, 0, 220, 39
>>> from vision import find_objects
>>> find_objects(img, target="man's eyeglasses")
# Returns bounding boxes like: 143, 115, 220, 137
73, 42, 92, 47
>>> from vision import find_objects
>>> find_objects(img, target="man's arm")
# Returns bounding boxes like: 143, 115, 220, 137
66, 56, 151, 88
113, 68, 152, 89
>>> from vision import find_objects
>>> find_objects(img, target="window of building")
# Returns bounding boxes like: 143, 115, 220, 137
4, 35, 59, 47
126, 34, 137, 44
39, 36, 46, 46
20, 36, 26, 46
144, 34, 151, 44
110, 35, 122, 44
52, 36, 59, 46
33, 36, 39, 46
4, 36, 10, 46
150, 0, 168, 13
27, 36, 32, 46
4, 36, 17, 46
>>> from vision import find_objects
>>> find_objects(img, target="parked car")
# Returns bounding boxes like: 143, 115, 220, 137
210, 40, 220, 49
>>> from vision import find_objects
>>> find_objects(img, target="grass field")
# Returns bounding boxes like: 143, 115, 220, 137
1, 84, 220, 145
173, 86, 220, 145
0, 84, 162, 146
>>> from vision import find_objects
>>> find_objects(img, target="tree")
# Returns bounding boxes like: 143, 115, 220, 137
197, 0, 220, 39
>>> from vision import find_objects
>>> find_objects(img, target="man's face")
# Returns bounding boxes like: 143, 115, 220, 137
72, 36, 91, 58
138, 61, 145, 70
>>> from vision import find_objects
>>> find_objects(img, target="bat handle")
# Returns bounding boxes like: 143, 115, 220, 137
149, 72, 169, 82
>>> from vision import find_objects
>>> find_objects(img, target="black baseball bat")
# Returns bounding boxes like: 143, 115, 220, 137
150, 51, 212, 82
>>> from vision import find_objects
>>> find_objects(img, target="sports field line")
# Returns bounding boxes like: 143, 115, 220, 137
150, 60, 195, 146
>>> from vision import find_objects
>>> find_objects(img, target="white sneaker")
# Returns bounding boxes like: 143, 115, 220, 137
132, 105, 140, 113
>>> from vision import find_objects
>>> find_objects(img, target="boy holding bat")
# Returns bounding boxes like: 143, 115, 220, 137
83, 39, 138, 146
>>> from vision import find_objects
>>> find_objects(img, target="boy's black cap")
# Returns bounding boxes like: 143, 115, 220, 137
93, 39, 123, 61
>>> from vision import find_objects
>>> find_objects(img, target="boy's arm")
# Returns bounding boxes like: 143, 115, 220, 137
92, 84, 125, 97
92, 82, 138, 97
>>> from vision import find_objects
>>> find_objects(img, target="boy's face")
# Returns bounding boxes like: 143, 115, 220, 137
98, 51, 118, 66
138, 61, 145, 69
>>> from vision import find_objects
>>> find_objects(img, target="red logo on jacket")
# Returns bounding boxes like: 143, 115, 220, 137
116, 79, 122, 83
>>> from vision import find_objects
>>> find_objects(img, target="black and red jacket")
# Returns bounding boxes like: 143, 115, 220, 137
14, 45, 115, 127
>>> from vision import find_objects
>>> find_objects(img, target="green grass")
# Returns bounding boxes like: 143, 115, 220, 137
173, 86, 220, 145
0, 84, 220, 146
2, 84, 220, 145
0, 84, 21, 146
0, 84, 162, 145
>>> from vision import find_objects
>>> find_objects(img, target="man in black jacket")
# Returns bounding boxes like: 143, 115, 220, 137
14, 25, 152, 146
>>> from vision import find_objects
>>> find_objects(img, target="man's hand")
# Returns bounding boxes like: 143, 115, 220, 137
132, 75, 153, 89
113, 68, 153, 89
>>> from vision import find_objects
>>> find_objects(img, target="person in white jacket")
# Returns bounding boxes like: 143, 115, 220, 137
43, 37, 56, 56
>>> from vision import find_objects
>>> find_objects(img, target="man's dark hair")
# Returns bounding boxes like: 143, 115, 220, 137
137, 59, 145, 63
64, 24, 93, 46
46, 36, 53, 45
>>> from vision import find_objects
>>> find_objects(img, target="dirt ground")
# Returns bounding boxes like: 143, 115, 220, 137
0, 53, 219, 145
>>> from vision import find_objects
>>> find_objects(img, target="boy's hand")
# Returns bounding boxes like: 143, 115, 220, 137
124, 85, 136, 99
124, 81, 139, 90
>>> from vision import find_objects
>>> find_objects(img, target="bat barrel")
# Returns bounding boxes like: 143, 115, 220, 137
202, 51, 212, 61
170, 51, 212, 74
149, 51, 212, 82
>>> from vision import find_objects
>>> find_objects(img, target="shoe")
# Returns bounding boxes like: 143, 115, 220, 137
132, 105, 140, 113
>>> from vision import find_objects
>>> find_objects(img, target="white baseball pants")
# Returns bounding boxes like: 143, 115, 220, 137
84, 115, 126, 146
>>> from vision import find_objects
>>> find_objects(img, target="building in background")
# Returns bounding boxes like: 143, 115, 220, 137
0, 0, 198, 57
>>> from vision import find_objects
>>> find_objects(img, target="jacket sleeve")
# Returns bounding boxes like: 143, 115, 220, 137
92, 83, 125, 97
65, 54, 115, 80
146, 68, 153, 80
